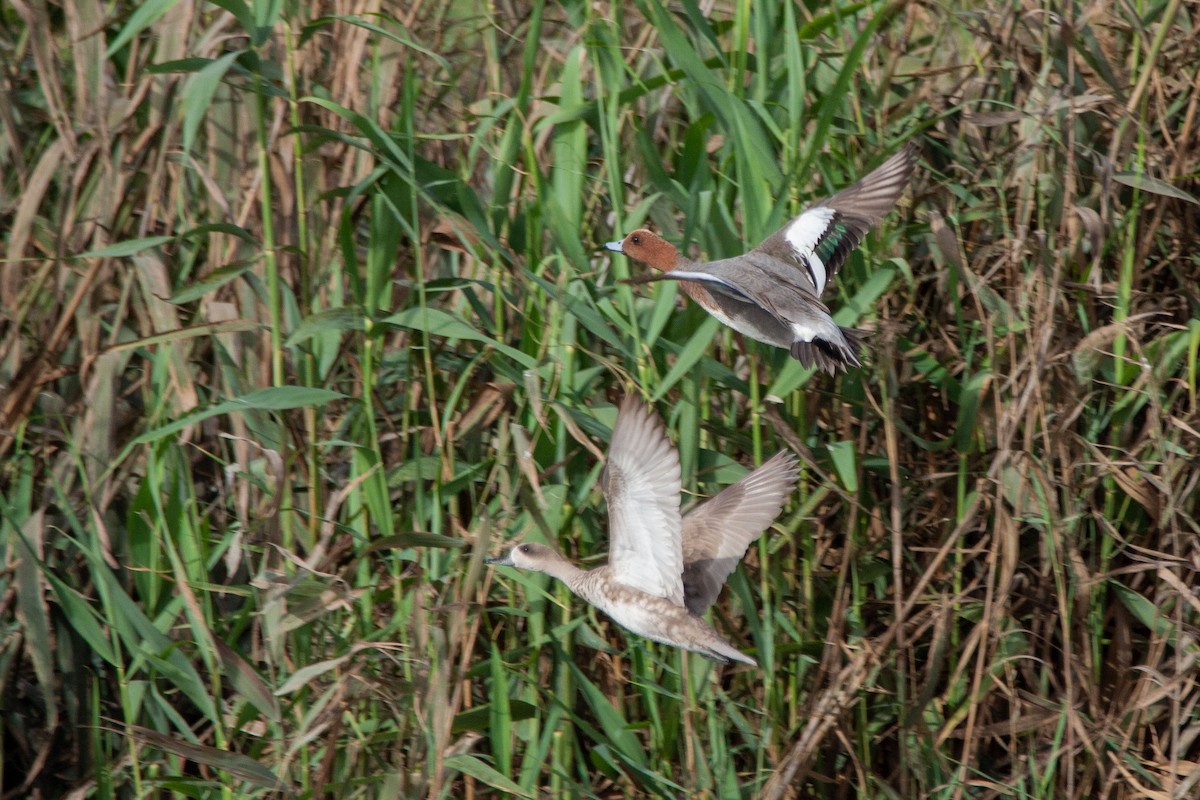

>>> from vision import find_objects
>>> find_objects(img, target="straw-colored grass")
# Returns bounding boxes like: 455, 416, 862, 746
2, 1, 1198, 797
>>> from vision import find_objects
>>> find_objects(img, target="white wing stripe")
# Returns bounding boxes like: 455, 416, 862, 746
661, 270, 754, 303
784, 207, 835, 291
784, 207, 835, 256
806, 251, 827, 293
664, 269, 737, 287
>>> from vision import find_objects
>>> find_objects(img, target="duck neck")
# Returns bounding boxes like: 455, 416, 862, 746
668, 250, 697, 272
539, 557, 588, 592
562, 566, 610, 609
667, 252, 710, 305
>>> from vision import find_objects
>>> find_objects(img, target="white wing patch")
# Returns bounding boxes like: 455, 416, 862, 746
784, 207, 836, 291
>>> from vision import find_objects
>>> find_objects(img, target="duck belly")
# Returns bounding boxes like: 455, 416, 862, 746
601, 597, 676, 642
703, 292, 793, 348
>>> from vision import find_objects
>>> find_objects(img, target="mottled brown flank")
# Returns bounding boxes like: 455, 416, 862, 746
572, 568, 756, 665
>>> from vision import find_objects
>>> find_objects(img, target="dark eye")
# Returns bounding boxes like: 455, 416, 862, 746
631, 235, 641, 244
518, 544, 531, 553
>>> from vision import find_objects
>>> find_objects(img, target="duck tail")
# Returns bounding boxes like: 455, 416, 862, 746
700, 640, 758, 667
790, 326, 868, 374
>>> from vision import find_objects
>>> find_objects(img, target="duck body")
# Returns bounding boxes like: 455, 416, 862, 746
487, 395, 798, 668
569, 563, 756, 665
666, 250, 866, 370
605, 143, 916, 373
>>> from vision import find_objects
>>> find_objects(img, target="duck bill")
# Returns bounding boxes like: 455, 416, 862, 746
485, 554, 515, 566
603, 240, 624, 253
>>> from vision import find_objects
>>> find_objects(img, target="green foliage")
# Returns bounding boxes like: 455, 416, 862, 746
1, 0, 1198, 797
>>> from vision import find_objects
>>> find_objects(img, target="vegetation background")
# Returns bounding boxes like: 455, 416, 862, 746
2, 0, 1198, 797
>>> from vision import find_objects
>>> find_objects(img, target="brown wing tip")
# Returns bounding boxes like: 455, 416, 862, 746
760, 449, 801, 487
612, 393, 663, 446
886, 140, 920, 173
617, 391, 643, 416
608, 392, 678, 480
869, 140, 919, 188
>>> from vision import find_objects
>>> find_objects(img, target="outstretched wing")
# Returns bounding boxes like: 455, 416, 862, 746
603, 395, 686, 606
754, 143, 917, 296
681, 451, 799, 615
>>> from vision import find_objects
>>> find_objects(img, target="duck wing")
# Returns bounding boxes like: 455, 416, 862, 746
680, 451, 799, 616
603, 394, 686, 607
752, 142, 917, 297
650, 259, 834, 329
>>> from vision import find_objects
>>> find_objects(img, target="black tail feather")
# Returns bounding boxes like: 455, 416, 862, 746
790, 327, 867, 374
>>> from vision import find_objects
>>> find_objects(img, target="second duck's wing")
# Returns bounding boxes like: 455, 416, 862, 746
752, 143, 917, 297
603, 394, 686, 607
680, 451, 799, 616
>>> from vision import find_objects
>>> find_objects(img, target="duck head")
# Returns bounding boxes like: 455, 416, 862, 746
485, 542, 563, 573
604, 229, 680, 272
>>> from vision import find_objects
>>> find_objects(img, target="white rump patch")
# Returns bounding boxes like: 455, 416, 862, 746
784, 208, 836, 290
790, 322, 818, 342
805, 252, 827, 294
790, 319, 837, 343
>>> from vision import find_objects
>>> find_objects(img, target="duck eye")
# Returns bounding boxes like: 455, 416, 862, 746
631, 235, 640, 244
518, 544, 530, 553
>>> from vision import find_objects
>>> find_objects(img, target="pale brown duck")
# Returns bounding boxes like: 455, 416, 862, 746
487, 394, 798, 666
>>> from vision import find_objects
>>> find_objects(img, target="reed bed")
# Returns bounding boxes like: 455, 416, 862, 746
1, 0, 1198, 797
